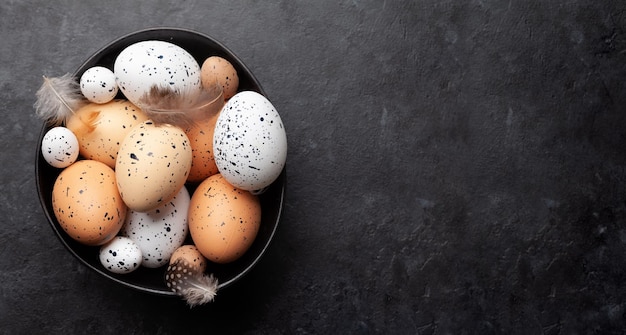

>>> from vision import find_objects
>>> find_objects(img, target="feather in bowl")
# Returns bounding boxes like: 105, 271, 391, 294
35, 27, 285, 301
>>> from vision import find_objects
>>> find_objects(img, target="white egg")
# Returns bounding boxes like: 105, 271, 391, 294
213, 91, 287, 191
113, 40, 202, 106
80, 66, 118, 104
41, 126, 79, 168
121, 186, 190, 268
99, 236, 143, 274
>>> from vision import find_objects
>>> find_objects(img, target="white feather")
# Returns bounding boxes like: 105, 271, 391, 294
165, 258, 219, 307
34, 74, 87, 126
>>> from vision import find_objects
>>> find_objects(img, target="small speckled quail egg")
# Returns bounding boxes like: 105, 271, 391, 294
80, 66, 119, 104
113, 40, 202, 106
213, 91, 287, 191
41, 126, 79, 168
121, 186, 190, 268
99, 236, 143, 274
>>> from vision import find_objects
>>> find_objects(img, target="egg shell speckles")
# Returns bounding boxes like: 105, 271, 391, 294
80, 66, 119, 104
169, 245, 207, 273
41, 126, 79, 168
99, 236, 143, 274
114, 40, 202, 106
213, 91, 287, 191
115, 121, 192, 212
189, 173, 261, 264
65, 100, 149, 169
52, 160, 127, 246
121, 186, 190, 268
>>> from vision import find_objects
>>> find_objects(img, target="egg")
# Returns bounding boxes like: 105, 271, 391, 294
121, 186, 190, 268
80, 66, 119, 104
201, 56, 239, 100
114, 40, 202, 106
41, 126, 79, 168
99, 236, 143, 274
185, 111, 220, 183
52, 160, 127, 246
65, 100, 149, 168
115, 120, 192, 212
169, 245, 207, 273
189, 173, 261, 264
213, 91, 287, 191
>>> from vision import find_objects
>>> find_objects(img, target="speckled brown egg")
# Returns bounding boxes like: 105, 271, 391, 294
169, 245, 207, 273
184, 111, 220, 183
52, 159, 127, 246
201, 56, 239, 100
115, 121, 192, 212
188, 173, 261, 264
65, 99, 149, 168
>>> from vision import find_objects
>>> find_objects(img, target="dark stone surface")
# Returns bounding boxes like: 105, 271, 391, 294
2, 1, 626, 333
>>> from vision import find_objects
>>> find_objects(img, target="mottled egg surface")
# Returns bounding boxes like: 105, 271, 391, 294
115, 121, 192, 212
113, 40, 202, 106
65, 100, 149, 169
52, 159, 127, 246
189, 173, 261, 263
99, 236, 143, 274
169, 244, 207, 273
41, 126, 79, 168
213, 91, 287, 191
80, 66, 119, 104
122, 186, 190, 268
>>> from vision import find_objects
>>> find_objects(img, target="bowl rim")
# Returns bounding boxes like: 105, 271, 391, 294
35, 27, 285, 296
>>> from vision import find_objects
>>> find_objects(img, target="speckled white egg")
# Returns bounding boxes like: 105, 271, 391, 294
99, 236, 143, 274
121, 186, 190, 268
41, 126, 79, 168
113, 40, 202, 106
213, 91, 287, 191
80, 66, 119, 104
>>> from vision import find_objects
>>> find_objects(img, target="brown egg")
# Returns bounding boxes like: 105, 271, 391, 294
169, 245, 207, 273
185, 111, 220, 183
65, 100, 149, 169
201, 56, 239, 100
52, 160, 127, 246
189, 174, 261, 264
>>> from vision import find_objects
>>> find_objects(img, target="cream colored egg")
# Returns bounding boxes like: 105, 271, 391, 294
115, 120, 192, 212
52, 160, 127, 246
189, 173, 261, 264
65, 100, 148, 168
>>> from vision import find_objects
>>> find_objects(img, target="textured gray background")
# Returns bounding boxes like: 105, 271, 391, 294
2, 1, 626, 334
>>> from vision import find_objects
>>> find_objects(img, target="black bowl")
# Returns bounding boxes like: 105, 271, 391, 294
35, 27, 285, 296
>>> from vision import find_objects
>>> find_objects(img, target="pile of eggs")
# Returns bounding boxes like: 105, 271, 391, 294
40, 40, 287, 275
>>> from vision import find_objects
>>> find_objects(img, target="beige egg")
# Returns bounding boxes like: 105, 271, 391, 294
201, 56, 239, 100
185, 111, 220, 183
169, 245, 207, 273
52, 160, 127, 246
115, 121, 192, 212
189, 173, 261, 264
65, 100, 148, 169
